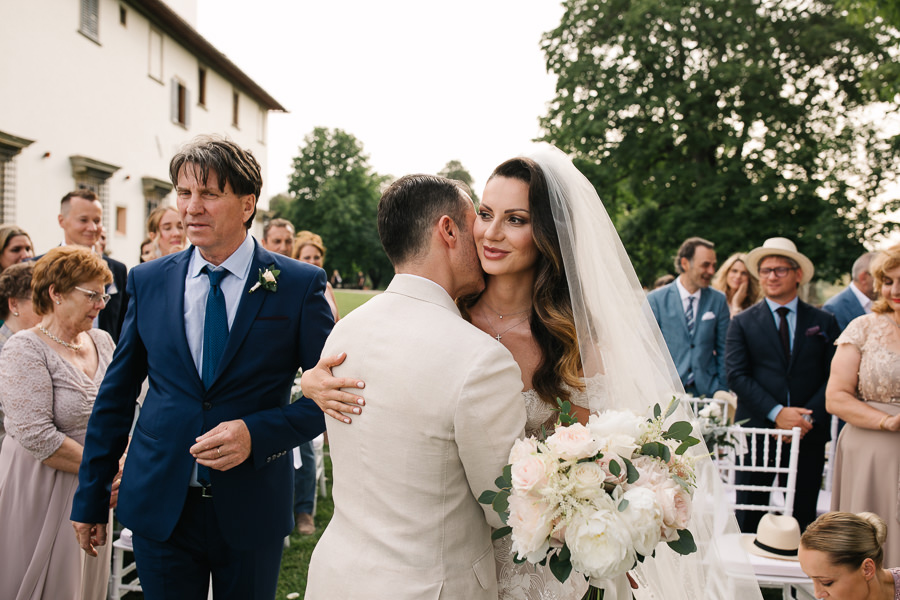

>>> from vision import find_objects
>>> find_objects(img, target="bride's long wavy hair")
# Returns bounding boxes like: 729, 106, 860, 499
459, 157, 583, 405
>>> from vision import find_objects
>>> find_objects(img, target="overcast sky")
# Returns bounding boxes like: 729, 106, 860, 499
196, 0, 565, 198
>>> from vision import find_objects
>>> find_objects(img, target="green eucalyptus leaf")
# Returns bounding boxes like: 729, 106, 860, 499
667, 529, 698, 555
623, 457, 640, 484
665, 396, 679, 419
478, 490, 497, 505
653, 403, 662, 419
492, 526, 512, 540
608, 459, 622, 477
618, 498, 630, 512
493, 490, 510, 514
663, 421, 693, 441
549, 548, 573, 583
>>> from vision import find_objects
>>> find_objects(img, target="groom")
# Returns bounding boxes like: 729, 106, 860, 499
71, 135, 334, 599
305, 174, 526, 599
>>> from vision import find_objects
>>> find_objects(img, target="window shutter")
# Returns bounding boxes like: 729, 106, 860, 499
81, 0, 99, 40
171, 79, 179, 124
184, 88, 191, 129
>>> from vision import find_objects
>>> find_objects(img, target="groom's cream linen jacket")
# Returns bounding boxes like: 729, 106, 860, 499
306, 275, 526, 600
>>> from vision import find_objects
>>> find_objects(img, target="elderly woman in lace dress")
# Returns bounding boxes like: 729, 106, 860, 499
827, 243, 900, 566
0, 246, 119, 600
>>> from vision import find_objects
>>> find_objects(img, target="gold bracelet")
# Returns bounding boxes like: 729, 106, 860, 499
879, 415, 889, 431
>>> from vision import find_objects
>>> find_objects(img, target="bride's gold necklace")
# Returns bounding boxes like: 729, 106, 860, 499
481, 305, 530, 342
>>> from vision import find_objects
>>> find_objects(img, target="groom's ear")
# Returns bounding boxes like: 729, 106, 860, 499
436, 215, 458, 248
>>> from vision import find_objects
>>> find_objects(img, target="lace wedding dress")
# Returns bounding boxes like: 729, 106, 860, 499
494, 378, 606, 600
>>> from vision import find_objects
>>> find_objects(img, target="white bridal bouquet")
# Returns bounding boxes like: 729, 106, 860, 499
481, 399, 699, 599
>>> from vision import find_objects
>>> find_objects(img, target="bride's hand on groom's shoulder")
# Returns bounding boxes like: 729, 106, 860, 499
301, 352, 366, 424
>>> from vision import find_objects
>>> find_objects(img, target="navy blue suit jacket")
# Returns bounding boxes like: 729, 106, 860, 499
823, 286, 866, 332
725, 299, 840, 445
71, 240, 332, 547
647, 282, 729, 396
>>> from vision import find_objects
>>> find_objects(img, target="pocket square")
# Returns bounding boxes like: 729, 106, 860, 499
701, 311, 716, 321
805, 326, 821, 336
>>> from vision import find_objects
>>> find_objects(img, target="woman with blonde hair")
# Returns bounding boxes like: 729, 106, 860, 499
712, 252, 759, 316
145, 206, 184, 258
800, 511, 900, 599
827, 244, 900, 566
293, 230, 339, 322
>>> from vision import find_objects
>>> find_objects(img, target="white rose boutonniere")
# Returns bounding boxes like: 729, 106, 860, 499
249, 265, 280, 294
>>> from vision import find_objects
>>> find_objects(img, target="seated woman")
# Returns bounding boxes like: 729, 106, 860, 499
0, 247, 118, 600
800, 511, 900, 600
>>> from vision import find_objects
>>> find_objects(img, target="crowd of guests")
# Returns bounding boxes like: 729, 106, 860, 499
0, 187, 338, 598
1, 177, 898, 598
648, 234, 900, 574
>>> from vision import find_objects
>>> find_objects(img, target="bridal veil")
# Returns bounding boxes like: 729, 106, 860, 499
529, 144, 763, 600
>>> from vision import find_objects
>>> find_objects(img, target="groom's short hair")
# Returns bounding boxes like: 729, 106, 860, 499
378, 174, 470, 266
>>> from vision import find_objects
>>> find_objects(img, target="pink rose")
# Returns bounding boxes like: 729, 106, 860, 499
508, 493, 553, 562
511, 454, 555, 494
545, 423, 600, 461
658, 484, 692, 533
509, 437, 539, 464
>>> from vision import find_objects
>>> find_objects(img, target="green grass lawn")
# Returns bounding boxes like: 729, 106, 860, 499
276, 451, 334, 600
334, 289, 379, 317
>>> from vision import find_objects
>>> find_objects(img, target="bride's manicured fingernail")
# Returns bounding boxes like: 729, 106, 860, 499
357, 398, 365, 405
354, 407, 361, 414
343, 418, 351, 424
357, 382, 365, 389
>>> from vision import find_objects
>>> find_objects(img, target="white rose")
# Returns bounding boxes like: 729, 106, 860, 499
620, 487, 663, 556
589, 410, 647, 443
569, 462, 606, 500
262, 270, 277, 283
509, 437, 539, 464
602, 433, 640, 460
566, 500, 635, 580
697, 403, 721, 419
545, 423, 600, 461
508, 493, 553, 563
511, 454, 555, 494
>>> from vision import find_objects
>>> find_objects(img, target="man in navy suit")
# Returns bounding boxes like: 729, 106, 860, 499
647, 237, 730, 397
71, 136, 333, 599
726, 238, 840, 533
824, 251, 877, 332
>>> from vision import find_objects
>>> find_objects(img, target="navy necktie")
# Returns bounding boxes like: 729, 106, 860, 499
199, 266, 228, 488
777, 306, 791, 361
202, 266, 229, 388
685, 296, 696, 336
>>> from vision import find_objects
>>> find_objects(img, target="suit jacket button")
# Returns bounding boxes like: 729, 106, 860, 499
202, 401, 212, 410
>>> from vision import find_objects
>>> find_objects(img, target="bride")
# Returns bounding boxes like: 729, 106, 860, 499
303, 145, 763, 600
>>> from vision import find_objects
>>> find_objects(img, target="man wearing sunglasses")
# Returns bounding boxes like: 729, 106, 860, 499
725, 237, 840, 534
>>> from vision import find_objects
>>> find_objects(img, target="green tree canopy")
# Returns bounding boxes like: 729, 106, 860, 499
541, 0, 900, 284
439, 160, 479, 202
274, 127, 392, 289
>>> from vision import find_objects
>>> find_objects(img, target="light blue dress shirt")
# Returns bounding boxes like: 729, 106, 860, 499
764, 296, 799, 423
183, 233, 255, 485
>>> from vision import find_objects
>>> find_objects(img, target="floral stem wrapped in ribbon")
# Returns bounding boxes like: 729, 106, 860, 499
480, 398, 700, 599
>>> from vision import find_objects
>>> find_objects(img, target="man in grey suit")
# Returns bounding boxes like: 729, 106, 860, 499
305, 174, 525, 600
823, 251, 877, 332
647, 237, 730, 397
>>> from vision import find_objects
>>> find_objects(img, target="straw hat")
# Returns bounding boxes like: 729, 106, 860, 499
746, 238, 815, 285
740, 514, 801, 561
